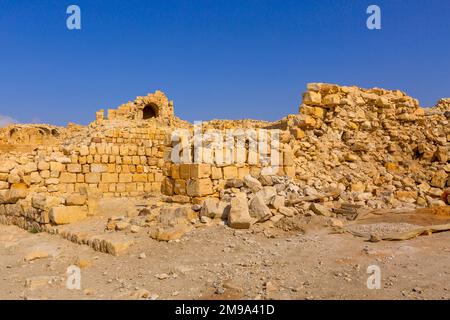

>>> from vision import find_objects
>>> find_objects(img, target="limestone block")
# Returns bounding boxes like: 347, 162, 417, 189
190, 164, 211, 179
32, 194, 63, 211
179, 164, 191, 179
228, 192, 251, 229
119, 173, 132, 183
23, 162, 38, 174
303, 91, 322, 106
40, 170, 50, 178
293, 128, 305, 140
49, 206, 88, 225
174, 179, 187, 195
101, 173, 118, 183
59, 172, 77, 183
30, 172, 42, 184
310, 203, 332, 217
45, 178, 59, 185
67, 164, 82, 173
249, 194, 272, 222
85, 173, 101, 184
323, 94, 341, 106
244, 175, 262, 192
211, 167, 222, 179
237, 167, 250, 179
431, 170, 448, 188
132, 174, 147, 182
50, 162, 64, 172
79, 145, 89, 156
186, 178, 213, 197
0, 189, 27, 204
299, 115, 316, 129
65, 194, 87, 206
200, 198, 228, 219
0, 161, 16, 173
223, 166, 238, 179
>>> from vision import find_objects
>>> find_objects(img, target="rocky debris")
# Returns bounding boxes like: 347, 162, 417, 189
346, 222, 422, 239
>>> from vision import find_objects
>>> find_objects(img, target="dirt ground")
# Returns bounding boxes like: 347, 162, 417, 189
1, 209, 450, 300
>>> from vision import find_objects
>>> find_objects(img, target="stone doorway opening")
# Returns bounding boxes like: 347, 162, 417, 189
143, 104, 158, 119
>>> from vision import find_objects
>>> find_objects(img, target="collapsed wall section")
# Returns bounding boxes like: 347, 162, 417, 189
162, 128, 295, 202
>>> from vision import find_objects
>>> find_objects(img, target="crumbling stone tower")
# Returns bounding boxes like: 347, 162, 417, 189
95, 90, 175, 125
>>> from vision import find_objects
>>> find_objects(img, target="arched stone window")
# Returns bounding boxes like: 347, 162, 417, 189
142, 103, 158, 119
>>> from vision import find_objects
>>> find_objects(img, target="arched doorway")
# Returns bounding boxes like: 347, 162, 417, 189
142, 104, 158, 119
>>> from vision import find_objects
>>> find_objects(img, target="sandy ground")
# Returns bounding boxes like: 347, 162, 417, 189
1, 215, 450, 300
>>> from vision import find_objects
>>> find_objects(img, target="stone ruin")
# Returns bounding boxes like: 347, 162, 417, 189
0, 84, 449, 254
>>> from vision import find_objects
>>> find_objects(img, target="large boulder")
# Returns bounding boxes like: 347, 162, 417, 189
228, 192, 252, 229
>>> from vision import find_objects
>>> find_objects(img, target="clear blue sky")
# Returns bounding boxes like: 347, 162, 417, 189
1, 0, 449, 126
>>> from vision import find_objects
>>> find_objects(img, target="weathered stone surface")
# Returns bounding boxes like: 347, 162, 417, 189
0, 189, 27, 204
225, 179, 244, 188
431, 171, 448, 188
249, 194, 272, 222
278, 206, 295, 217
49, 206, 88, 225
0, 161, 16, 173
32, 194, 63, 211
228, 192, 252, 229
106, 238, 134, 256
270, 195, 285, 210
65, 194, 87, 206
190, 164, 211, 179
149, 223, 193, 241
186, 178, 213, 197
310, 203, 332, 217
303, 91, 322, 106
255, 186, 276, 205
200, 198, 228, 219
243, 175, 262, 193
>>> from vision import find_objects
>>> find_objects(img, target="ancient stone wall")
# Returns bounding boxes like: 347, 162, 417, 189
0, 84, 449, 233
0, 118, 173, 231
